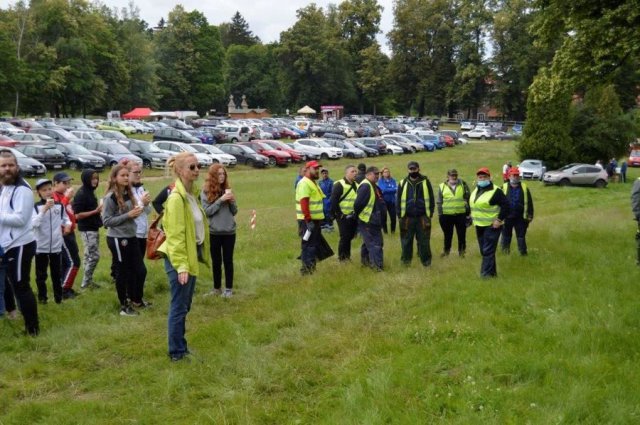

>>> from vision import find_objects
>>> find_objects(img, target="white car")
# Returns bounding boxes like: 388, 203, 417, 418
461, 128, 492, 139
460, 121, 474, 131
292, 138, 343, 160
189, 143, 237, 167
518, 159, 547, 180
152, 141, 213, 168
215, 124, 251, 143
0, 122, 25, 135
382, 135, 424, 152
338, 125, 356, 138
407, 128, 434, 137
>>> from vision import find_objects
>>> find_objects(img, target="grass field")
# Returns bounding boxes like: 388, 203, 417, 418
1, 140, 639, 424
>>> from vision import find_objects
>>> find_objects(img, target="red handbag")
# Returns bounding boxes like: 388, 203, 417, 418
146, 213, 166, 260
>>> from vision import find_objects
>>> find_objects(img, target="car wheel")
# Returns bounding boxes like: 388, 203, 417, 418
594, 179, 607, 188
69, 161, 79, 170
143, 159, 152, 169
268, 156, 277, 166
321, 153, 329, 160
231, 137, 238, 143
559, 178, 570, 187
246, 159, 254, 167
110, 161, 118, 167
211, 159, 219, 164
481, 136, 486, 140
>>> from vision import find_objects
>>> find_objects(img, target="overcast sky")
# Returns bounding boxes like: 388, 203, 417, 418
103, 0, 395, 51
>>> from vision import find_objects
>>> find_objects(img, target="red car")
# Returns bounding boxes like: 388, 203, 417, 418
628, 149, 640, 167
441, 134, 456, 147
0, 135, 19, 147
277, 126, 299, 140
263, 140, 305, 163
240, 141, 292, 167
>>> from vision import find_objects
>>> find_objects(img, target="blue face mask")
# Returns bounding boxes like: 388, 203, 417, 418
477, 180, 491, 188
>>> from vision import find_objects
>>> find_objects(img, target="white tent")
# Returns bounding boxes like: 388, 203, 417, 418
297, 105, 316, 114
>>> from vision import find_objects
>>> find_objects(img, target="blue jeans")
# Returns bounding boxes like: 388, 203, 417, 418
359, 221, 384, 270
476, 226, 501, 277
165, 258, 196, 358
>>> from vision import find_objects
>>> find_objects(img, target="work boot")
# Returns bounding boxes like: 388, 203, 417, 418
517, 237, 527, 256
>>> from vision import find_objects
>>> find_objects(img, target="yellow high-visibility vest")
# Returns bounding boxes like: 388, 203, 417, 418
357, 180, 376, 223
295, 177, 325, 220
399, 178, 429, 218
470, 186, 500, 227
439, 182, 466, 215
502, 182, 529, 219
334, 179, 357, 215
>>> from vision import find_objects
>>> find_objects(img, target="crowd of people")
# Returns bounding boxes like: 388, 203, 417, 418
295, 160, 536, 278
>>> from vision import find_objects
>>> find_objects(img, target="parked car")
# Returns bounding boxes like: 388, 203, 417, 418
95, 129, 130, 142
70, 130, 111, 142
543, 163, 608, 188
518, 159, 547, 180
50, 142, 106, 171
401, 133, 436, 152
357, 137, 402, 155
56, 118, 91, 131
97, 120, 137, 135
240, 141, 292, 167
262, 140, 306, 162
152, 141, 212, 168
419, 134, 444, 149
382, 134, 423, 152
162, 119, 193, 130
349, 140, 379, 157
188, 143, 237, 167
0, 122, 25, 135
14, 144, 66, 170
11, 133, 55, 144
381, 137, 413, 154
75, 140, 141, 166
5, 147, 46, 176
199, 127, 229, 143
439, 130, 461, 145
324, 139, 366, 159
512, 123, 523, 134
152, 128, 200, 144
9, 119, 43, 132
460, 121, 474, 131
291, 138, 343, 160
217, 143, 269, 168
30, 128, 82, 143
0, 135, 19, 147
117, 139, 171, 169
461, 128, 493, 139
216, 124, 251, 143
185, 129, 214, 145
627, 150, 640, 167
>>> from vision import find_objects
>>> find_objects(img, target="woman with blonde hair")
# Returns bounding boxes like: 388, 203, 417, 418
102, 164, 145, 316
202, 164, 237, 297
157, 153, 210, 361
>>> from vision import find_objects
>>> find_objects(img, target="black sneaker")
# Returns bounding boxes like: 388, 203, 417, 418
62, 289, 75, 299
119, 306, 139, 316
38, 298, 48, 305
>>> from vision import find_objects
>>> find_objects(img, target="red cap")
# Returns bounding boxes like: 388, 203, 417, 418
476, 167, 491, 176
508, 167, 520, 176
306, 160, 322, 169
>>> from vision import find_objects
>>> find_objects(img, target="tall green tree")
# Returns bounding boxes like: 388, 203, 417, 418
219, 11, 260, 48
155, 6, 225, 115
357, 44, 389, 115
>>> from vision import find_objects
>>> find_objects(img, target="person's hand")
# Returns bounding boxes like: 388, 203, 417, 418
128, 205, 144, 218
141, 191, 151, 206
63, 225, 72, 235
527, 216, 533, 223
43, 198, 54, 212
178, 272, 189, 285
64, 187, 75, 199
306, 221, 315, 232
492, 219, 503, 229
221, 192, 234, 202
95, 204, 103, 214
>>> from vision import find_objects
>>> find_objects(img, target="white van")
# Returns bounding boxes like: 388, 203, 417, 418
216, 124, 251, 143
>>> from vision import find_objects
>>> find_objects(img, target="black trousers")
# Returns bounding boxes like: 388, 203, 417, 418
475, 226, 501, 277
35, 252, 62, 303
210, 233, 236, 289
439, 214, 467, 254
336, 216, 358, 260
136, 237, 148, 301
298, 220, 322, 274
5, 241, 39, 335
382, 203, 397, 234
501, 217, 529, 254
107, 236, 143, 306
61, 232, 81, 289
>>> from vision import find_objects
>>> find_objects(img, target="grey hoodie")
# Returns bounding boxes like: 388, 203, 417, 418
101, 190, 137, 238
201, 192, 238, 235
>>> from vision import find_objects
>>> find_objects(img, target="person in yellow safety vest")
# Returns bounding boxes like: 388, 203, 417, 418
436, 168, 471, 258
470, 167, 509, 278
396, 161, 435, 267
329, 165, 359, 261
631, 177, 640, 265
353, 166, 386, 271
500, 167, 534, 256
295, 160, 325, 275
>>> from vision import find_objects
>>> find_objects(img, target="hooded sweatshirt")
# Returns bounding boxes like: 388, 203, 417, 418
72, 169, 103, 232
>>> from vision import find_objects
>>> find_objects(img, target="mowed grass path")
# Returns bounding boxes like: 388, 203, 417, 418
2, 141, 639, 424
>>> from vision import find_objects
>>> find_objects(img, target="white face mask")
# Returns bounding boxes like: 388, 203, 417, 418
509, 177, 520, 185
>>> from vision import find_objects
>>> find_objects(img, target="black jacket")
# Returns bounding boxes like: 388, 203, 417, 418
329, 178, 358, 219
396, 174, 435, 218
72, 169, 102, 231
353, 180, 386, 226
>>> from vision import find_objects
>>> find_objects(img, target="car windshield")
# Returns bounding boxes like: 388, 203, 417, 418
9, 149, 27, 158
108, 144, 131, 154
207, 146, 224, 154
141, 143, 163, 153
237, 145, 255, 153
64, 143, 92, 155
103, 131, 126, 140
179, 144, 197, 153
314, 140, 330, 147
43, 147, 63, 154
255, 143, 271, 150
631, 150, 640, 156
559, 164, 578, 171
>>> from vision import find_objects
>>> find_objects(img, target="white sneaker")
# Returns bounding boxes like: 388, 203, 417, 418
222, 289, 233, 298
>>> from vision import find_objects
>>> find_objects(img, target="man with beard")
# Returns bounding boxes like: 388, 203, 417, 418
295, 160, 325, 275
0, 149, 39, 335
330, 165, 359, 261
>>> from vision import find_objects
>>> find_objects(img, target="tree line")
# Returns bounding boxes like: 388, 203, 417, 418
0, 0, 638, 165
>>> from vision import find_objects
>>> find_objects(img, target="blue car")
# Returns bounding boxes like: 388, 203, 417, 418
187, 130, 214, 145
418, 134, 442, 150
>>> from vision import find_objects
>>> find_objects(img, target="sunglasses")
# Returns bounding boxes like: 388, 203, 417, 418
189, 164, 202, 171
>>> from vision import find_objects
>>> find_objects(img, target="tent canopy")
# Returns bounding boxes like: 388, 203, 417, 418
297, 105, 316, 114
122, 107, 153, 119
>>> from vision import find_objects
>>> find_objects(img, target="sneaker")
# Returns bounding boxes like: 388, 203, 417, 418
131, 299, 153, 309
222, 289, 233, 298
440, 251, 450, 258
7, 310, 18, 320
119, 306, 139, 316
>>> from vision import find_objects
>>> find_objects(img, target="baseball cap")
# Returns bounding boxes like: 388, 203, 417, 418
366, 166, 380, 174
35, 178, 52, 190
508, 167, 520, 176
476, 167, 491, 176
53, 172, 72, 182
305, 160, 321, 169
447, 169, 458, 176
407, 161, 420, 170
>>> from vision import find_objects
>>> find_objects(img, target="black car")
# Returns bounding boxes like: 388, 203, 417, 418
153, 128, 200, 143
349, 140, 379, 157
118, 139, 171, 169
30, 128, 82, 143
356, 137, 388, 155
217, 143, 269, 168
14, 145, 66, 170
49, 143, 106, 171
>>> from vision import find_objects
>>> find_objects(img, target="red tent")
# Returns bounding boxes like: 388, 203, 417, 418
122, 107, 153, 119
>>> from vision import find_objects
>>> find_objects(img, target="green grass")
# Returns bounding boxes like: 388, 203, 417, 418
2, 140, 639, 424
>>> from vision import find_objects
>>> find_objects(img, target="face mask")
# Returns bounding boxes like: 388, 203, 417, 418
409, 171, 420, 179
509, 177, 520, 185
477, 180, 490, 188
